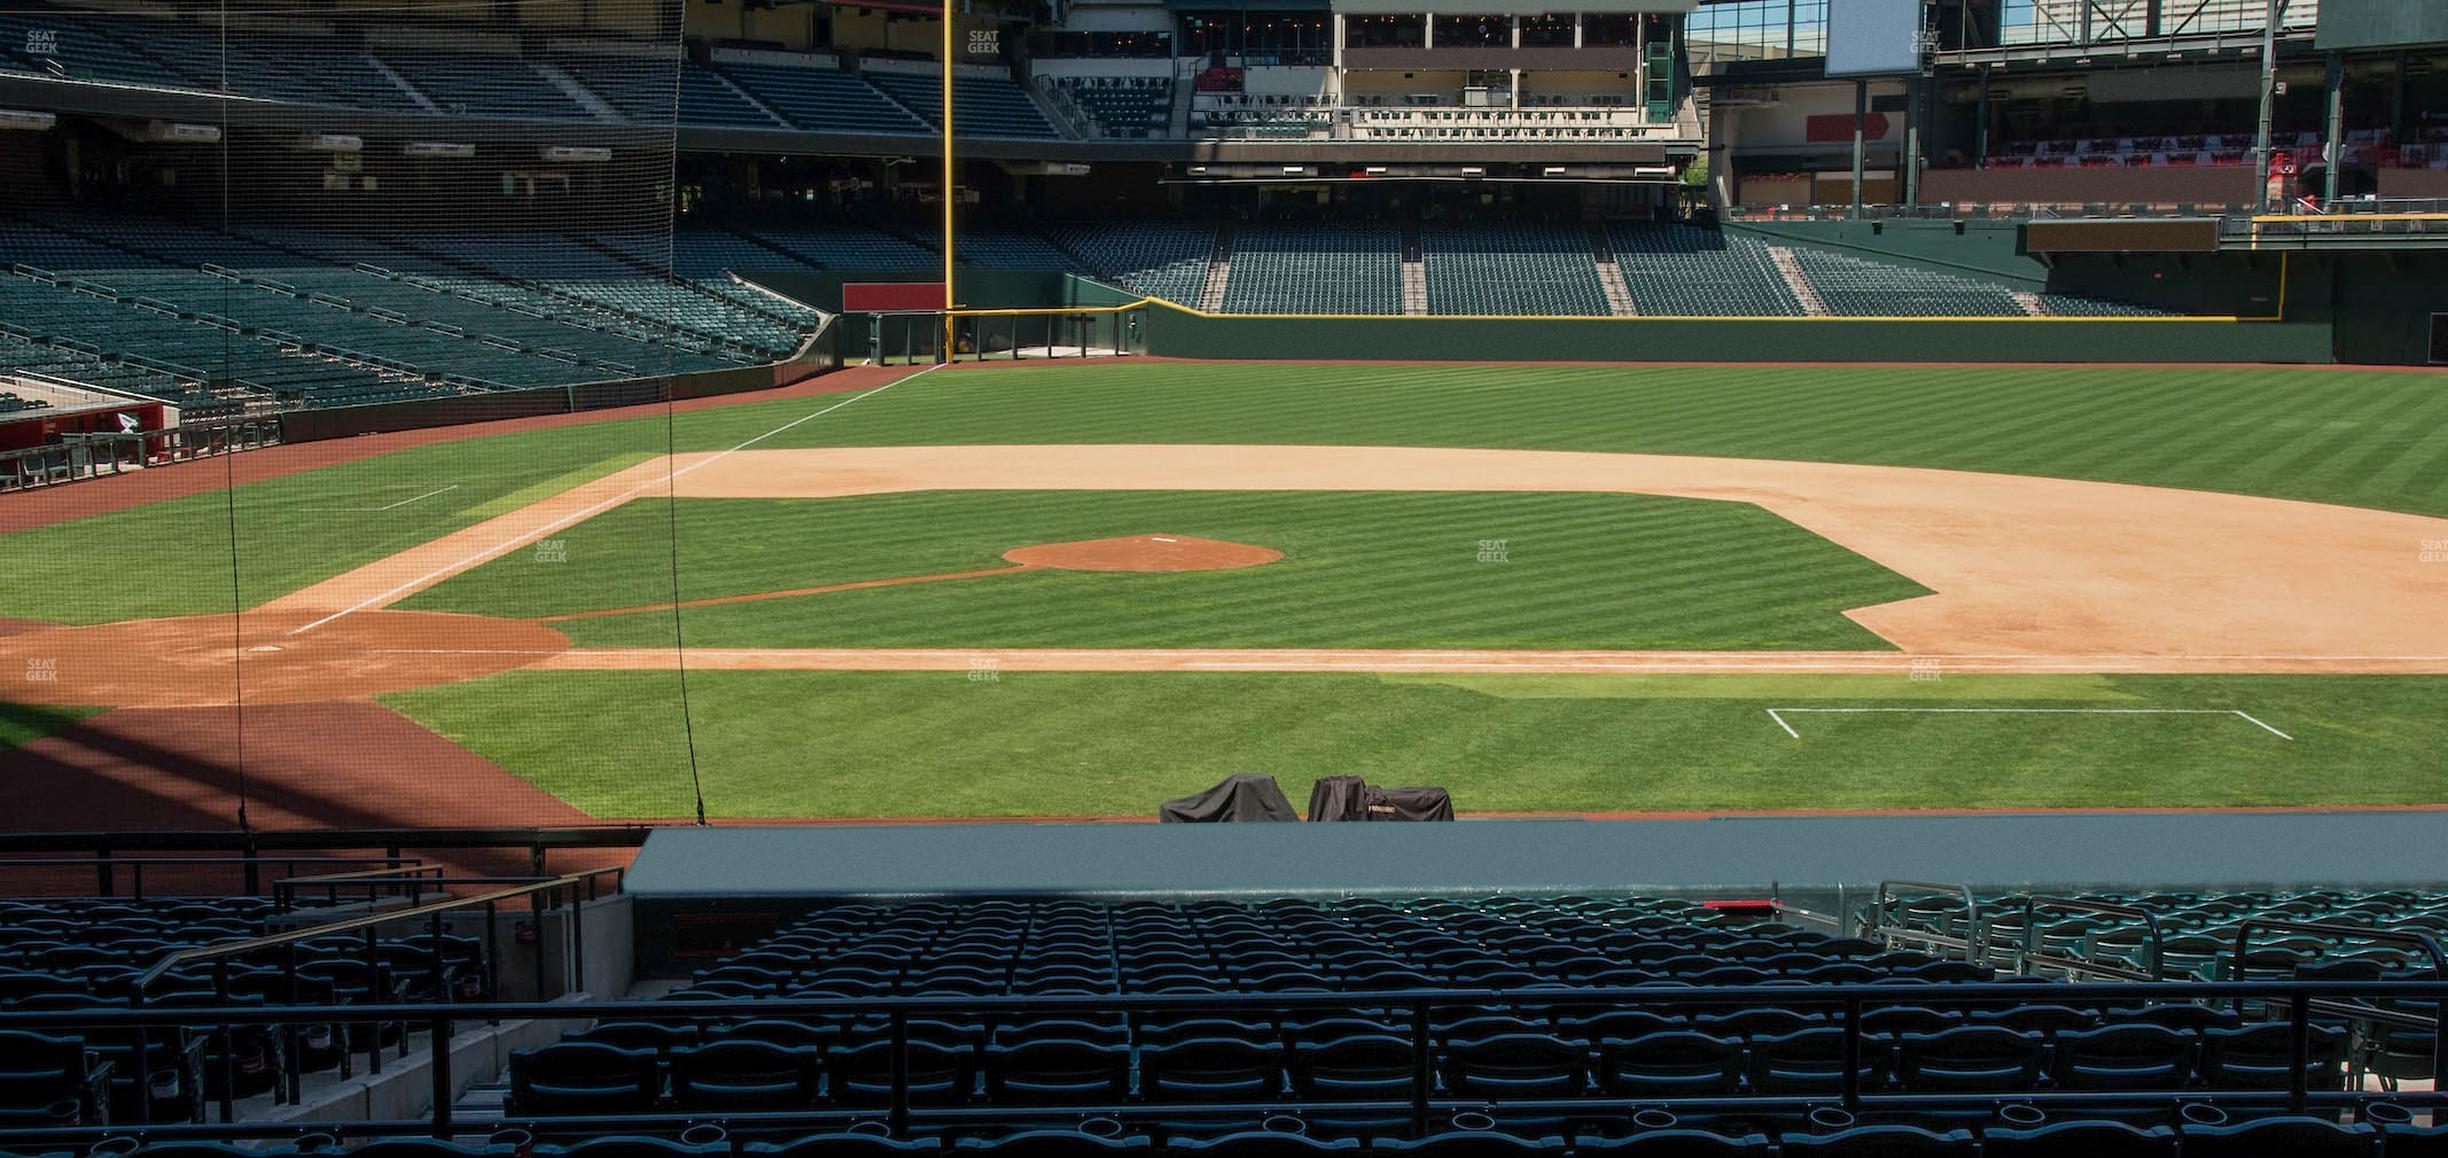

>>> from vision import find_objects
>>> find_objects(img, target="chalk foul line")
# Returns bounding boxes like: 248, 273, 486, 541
286, 366, 941, 637
1765, 706, 2293, 741
304, 483, 461, 513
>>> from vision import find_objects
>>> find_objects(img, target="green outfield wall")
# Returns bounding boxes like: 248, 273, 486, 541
1134, 309, 2332, 363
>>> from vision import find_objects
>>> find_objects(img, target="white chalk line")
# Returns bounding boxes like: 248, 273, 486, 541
1766, 706, 2293, 740
287, 367, 940, 637
304, 483, 461, 513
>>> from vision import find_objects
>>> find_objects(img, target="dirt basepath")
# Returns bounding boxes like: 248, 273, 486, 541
287, 444, 2448, 669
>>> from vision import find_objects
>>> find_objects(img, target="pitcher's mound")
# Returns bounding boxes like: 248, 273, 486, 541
1003, 534, 1283, 573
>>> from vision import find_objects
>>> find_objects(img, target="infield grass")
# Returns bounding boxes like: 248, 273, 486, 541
402, 491, 1926, 650
0, 702, 102, 757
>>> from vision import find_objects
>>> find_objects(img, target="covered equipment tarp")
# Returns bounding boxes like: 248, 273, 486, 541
1160, 773, 1300, 823
1307, 775, 1370, 822
1365, 785, 1457, 822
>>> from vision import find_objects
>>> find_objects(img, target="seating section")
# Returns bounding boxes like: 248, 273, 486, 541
1784, 248, 2034, 317
561, 55, 682, 123
677, 63, 787, 129
866, 71, 1061, 140
1057, 76, 1172, 138
1871, 888, 2448, 982
0, 888, 2440, 1153
1353, 107, 1669, 143
1192, 94, 1334, 139
743, 227, 939, 271
0, 9, 1053, 140
399, 231, 811, 359
501, 894, 2076, 1122
595, 229, 829, 330
2027, 293, 2167, 318
558, 53, 803, 128
711, 64, 931, 135
474, 890, 2420, 1149
1985, 131, 2316, 171
0, 212, 824, 413
1607, 223, 1803, 316
375, 48, 588, 119
1049, 223, 1217, 306
1422, 225, 1608, 316
0, 12, 198, 88
952, 231, 1091, 274
0, 895, 490, 1125
1223, 225, 1403, 315
0, 337, 233, 418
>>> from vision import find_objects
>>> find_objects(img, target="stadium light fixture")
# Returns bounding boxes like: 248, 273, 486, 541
1461, 166, 1485, 176
1542, 166, 1567, 176
0, 109, 58, 132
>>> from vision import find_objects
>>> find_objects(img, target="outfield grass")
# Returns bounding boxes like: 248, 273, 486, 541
383, 671, 2448, 819
744, 363, 2448, 519
6, 362, 2448, 625
404, 491, 1925, 650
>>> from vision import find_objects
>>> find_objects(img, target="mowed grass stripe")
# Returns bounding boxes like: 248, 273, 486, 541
746, 363, 2448, 515
381, 671, 2448, 818
410, 490, 1923, 651
2339, 384, 2448, 492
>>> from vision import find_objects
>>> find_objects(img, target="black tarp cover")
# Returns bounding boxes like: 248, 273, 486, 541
1366, 785, 1457, 821
1160, 773, 1300, 822
1307, 775, 1369, 822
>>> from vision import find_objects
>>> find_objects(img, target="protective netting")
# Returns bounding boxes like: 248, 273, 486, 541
0, 0, 725, 834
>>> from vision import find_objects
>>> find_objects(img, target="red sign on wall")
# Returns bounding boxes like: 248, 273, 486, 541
842, 282, 949, 313
1805, 113, 1892, 143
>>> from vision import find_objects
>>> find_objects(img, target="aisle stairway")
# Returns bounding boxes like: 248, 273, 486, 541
1767, 245, 1829, 316
1197, 224, 1233, 313
1590, 225, 1637, 316
1400, 225, 1428, 315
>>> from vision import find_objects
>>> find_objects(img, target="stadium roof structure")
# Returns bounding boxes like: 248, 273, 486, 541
1334, 0, 1693, 13
1932, 0, 2322, 67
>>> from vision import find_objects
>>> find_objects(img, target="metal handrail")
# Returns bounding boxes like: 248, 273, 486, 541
1870, 880, 1982, 961
2017, 895, 2168, 982
273, 863, 449, 913
2228, 917, 2448, 1089
274, 865, 626, 915
121, 868, 622, 1121
0, 855, 417, 901
135, 869, 616, 994
2231, 918, 2448, 982
0, 827, 652, 894
0, 978, 2442, 1143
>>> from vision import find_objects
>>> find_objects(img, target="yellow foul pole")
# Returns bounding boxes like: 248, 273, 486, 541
941, 1, 956, 359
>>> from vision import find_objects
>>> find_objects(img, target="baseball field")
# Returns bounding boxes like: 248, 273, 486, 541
2, 359, 2445, 826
